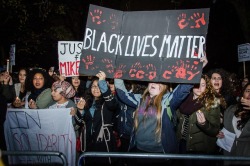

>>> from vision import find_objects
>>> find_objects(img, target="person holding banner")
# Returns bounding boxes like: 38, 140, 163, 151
25, 68, 53, 109
113, 56, 207, 166
74, 71, 120, 166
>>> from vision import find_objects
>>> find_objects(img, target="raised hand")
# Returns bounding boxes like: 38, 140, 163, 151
200, 54, 208, 68
96, 71, 106, 80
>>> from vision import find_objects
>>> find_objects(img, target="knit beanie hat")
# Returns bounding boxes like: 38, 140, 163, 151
52, 80, 75, 99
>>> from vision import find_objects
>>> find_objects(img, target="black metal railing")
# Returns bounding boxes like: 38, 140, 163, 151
1, 151, 67, 166
77, 152, 250, 166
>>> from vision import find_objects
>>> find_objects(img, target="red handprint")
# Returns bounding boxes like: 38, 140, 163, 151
109, 13, 119, 30
190, 13, 206, 29
145, 64, 157, 80
102, 58, 114, 74
162, 65, 176, 80
186, 60, 199, 80
175, 60, 187, 79
177, 13, 189, 29
82, 55, 95, 70
89, 9, 106, 25
135, 70, 145, 79
162, 70, 172, 80
114, 64, 126, 78
176, 67, 187, 79
187, 71, 200, 80
129, 62, 143, 78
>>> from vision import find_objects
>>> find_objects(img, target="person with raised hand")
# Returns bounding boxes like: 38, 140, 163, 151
74, 71, 120, 166
217, 83, 250, 166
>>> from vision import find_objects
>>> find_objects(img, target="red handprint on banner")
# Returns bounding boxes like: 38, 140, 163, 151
145, 64, 157, 80
162, 60, 200, 81
114, 64, 126, 78
162, 70, 172, 80
175, 60, 187, 79
89, 9, 106, 25
129, 62, 144, 79
102, 58, 114, 74
177, 13, 189, 29
190, 13, 206, 29
82, 55, 95, 70
186, 60, 200, 80
109, 13, 119, 30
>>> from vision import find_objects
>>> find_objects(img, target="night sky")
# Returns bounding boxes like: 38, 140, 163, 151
2, 0, 249, 77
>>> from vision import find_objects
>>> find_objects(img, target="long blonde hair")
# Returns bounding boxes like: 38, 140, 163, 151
134, 83, 168, 140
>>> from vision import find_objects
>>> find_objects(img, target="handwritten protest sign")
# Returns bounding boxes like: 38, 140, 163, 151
238, 43, 250, 62
79, 4, 210, 83
4, 108, 76, 165
58, 41, 83, 77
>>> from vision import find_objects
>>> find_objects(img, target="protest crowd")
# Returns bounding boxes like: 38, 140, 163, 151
0, 55, 250, 166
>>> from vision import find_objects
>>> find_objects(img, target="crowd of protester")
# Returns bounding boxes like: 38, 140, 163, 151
0, 56, 250, 166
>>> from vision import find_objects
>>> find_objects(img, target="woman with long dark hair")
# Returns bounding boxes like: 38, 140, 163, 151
75, 71, 120, 166
25, 68, 53, 109
217, 83, 250, 166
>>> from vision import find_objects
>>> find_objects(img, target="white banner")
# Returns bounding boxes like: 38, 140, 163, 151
238, 43, 250, 62
58, 41, 83, 77
4, 108, 76, 166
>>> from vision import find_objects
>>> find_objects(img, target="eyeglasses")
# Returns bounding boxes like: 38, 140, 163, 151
91, 85, 99, 90
211, 77, 222, 81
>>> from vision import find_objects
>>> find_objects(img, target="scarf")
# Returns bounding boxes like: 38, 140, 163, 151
179, 92, 203, 115
28, 87, 46, 101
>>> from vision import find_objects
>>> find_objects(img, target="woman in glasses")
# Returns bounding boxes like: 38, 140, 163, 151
74, 71, 120, 166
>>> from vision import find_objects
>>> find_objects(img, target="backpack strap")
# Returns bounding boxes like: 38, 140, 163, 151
165, 98, 172, 120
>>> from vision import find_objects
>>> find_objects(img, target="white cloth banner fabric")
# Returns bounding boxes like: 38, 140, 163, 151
4, 108, 76, 165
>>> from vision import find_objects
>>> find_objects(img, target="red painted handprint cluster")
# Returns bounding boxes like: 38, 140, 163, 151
162, 60, 200, 80
89, 8, 119, 30
129, 62, 157, 80
177, 12, 206, 29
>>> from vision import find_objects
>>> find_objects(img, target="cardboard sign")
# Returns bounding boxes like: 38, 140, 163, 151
79, 5, 210, 83
58, 41, 83, 77
238, 43, 250, 62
